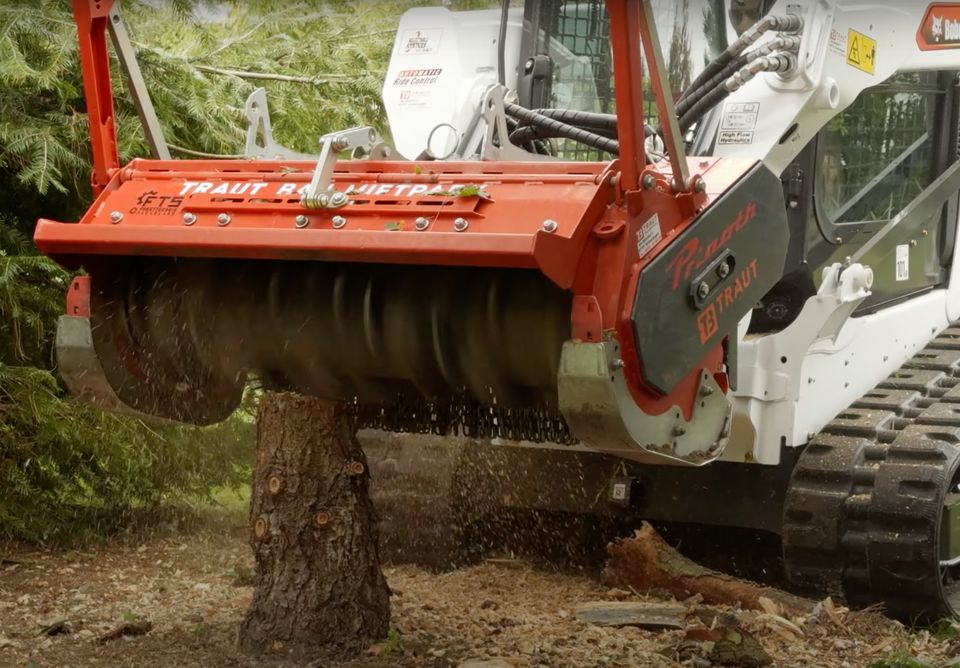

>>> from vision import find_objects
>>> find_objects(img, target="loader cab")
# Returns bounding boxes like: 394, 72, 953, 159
515, 0, 764, 160
750, 68, 960, 333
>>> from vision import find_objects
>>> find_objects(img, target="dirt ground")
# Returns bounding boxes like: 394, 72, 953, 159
1, 508, 958, 668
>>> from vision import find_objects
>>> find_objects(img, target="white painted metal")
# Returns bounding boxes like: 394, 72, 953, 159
383, 1, 960, 467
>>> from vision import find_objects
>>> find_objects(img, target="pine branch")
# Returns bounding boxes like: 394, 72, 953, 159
193, 64, 352, 85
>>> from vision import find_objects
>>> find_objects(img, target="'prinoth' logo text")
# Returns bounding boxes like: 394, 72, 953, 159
666, 201, 757, 291
176, 181, 474, 198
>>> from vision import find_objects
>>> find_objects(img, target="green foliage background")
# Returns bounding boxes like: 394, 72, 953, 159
0, 0, 487, 542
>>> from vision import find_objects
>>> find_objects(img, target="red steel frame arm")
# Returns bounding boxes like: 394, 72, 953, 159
604, 0, 645, 193
72, 0, 120, 196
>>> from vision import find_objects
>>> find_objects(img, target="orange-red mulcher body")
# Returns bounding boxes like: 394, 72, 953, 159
34, 0, 790, 466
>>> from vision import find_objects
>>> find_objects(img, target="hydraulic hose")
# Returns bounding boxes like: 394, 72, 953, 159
679, 52, 797, 132
675, 35, 801, 120
528, 108, 618, 133
504, 103, 619, 155
681, 14, 803, 101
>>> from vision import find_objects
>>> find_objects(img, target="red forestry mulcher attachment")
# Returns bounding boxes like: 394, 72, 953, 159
37, 0, 788, 470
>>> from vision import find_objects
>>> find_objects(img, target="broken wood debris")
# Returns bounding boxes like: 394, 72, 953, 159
574, 600, 687, 629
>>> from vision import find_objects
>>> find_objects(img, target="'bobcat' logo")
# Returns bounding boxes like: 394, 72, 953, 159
933, 15, 944, 42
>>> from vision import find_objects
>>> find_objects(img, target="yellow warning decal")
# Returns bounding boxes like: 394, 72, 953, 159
846, 29, 876, 74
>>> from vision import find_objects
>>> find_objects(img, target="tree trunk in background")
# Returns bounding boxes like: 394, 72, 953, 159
239, 392, 390, 657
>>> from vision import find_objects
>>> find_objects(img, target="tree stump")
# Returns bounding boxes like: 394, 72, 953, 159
239, 392, 390, 657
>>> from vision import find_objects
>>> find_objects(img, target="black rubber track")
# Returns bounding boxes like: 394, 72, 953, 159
783, 325, 960, 623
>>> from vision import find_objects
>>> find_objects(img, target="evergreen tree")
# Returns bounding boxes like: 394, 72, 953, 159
0, 0, 439, 542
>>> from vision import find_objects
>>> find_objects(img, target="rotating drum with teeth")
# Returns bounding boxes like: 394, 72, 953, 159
85, 257, 573, 440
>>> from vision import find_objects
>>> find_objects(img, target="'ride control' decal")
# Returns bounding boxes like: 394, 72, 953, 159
918, 4, 960, 50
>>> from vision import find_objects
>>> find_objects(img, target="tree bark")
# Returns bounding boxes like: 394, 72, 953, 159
605, 522, 814, 617
239, 392, 390, 657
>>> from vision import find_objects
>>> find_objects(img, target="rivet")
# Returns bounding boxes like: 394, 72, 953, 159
294, 214, 309, 228
542, 219, 559, 233
694, 178, 707, 193
332, 215, 347, 229
454, 217, 469, 232
109, 211, 123, 224
217, 213, 231, 226
415, 216, 430, 231
183, 212, 197, 226
834, 236, 843, 244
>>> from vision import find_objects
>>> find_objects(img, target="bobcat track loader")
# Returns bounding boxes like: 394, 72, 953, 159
34, 0, 960, 621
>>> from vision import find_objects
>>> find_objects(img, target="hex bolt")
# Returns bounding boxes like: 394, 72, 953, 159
697, 281, 710, 299
294, 214, 310, 228
454, 217, 469, 232
268, 476, 283, 495
716, 261, 731, 279
700, 385, 715, 397
182, 212, 197, 226
217, 213, 232, 226
694, 178, 707, 193
542, 219, 559, 233
329, 191, 348, 207
673, 425, 687, 437
109, 211, 123, 224
332, 215, 347, 229
641, 173, 656, 190
314, 511, 330, 527
415, 216, 430, 231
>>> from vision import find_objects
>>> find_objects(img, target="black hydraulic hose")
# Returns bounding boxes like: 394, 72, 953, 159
529, 108, 618, 133
497, 0, 509, 86
504, 103, 619, 155
678, 84, 733, 133
681, 14, 803, 101
679, 53, 796, 132
509, 123, 617, 146
675, 53, 750, 118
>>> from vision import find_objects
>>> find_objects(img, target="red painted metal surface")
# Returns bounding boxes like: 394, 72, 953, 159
66, 276, 92, 317
72, 0, 119, 195
605, 0, 645, 193
44, 0, 763, 437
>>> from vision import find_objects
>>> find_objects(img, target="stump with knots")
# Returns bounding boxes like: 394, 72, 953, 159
239, 392, 390, 657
